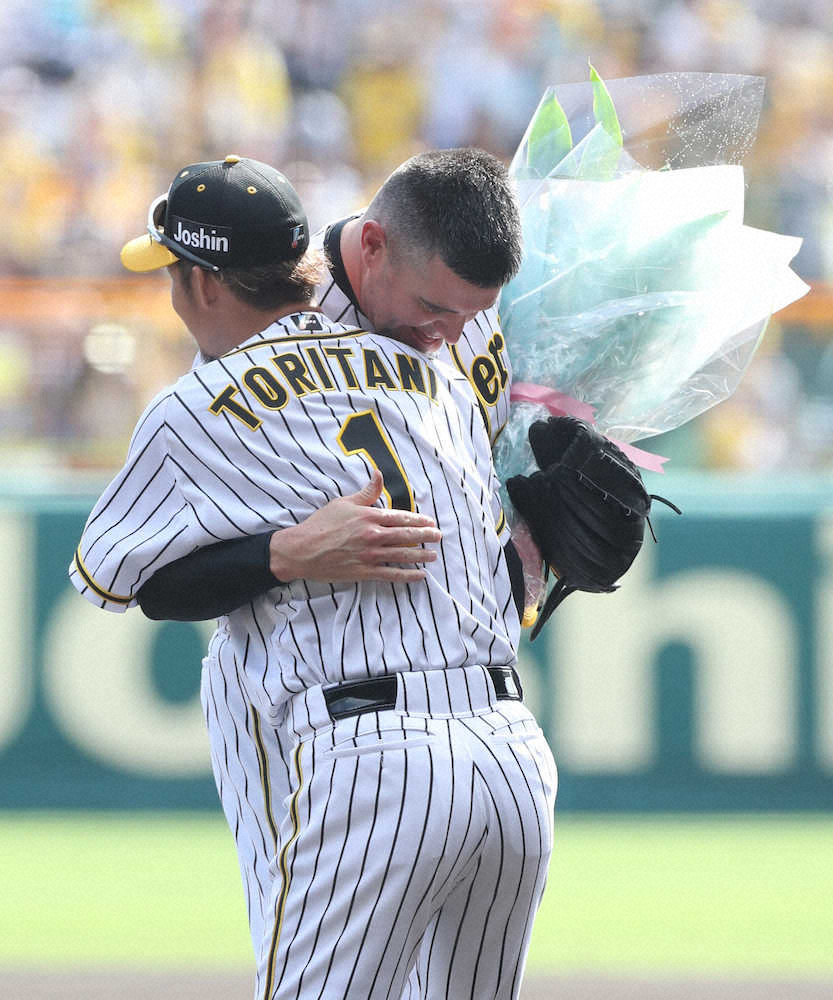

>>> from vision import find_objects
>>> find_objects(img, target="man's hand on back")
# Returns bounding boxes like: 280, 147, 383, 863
270, 470, 442, 584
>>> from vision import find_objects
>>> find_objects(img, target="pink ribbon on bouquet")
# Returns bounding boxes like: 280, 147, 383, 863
510, 382, 669, 473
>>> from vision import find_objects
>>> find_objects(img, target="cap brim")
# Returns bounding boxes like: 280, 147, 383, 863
120, 234, 180, 272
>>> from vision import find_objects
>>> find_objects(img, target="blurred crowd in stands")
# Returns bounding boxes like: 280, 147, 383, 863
1, 0, 832, 476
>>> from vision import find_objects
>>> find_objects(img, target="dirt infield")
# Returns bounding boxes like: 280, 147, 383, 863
2, 970, 832, 999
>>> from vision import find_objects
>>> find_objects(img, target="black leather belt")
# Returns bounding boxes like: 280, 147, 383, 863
323, 667, 523, 721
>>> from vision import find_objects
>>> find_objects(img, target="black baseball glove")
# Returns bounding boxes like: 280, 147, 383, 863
506, 416, 680, 640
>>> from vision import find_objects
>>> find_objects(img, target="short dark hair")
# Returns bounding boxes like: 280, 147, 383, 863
178, 249, 326, 311
366, 148, 522, 288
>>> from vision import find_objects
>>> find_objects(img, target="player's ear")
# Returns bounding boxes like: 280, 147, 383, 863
360, 220, 387, 267
190, 265, 221, 308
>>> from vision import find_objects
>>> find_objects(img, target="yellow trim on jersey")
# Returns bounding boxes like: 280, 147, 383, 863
262, 743, 304, 1000
337, 409, 416, 513
73, 547, 133, 605
495, 508, 506, 536
223, 327, 368, 360
250, 703, 278, 850
491, 418, 508, 446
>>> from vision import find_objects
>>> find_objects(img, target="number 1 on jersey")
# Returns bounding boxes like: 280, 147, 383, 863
337, 410, 415, 512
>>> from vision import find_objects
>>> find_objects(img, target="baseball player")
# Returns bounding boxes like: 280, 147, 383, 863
132, 149, 541, 988
70, 156, 556, 999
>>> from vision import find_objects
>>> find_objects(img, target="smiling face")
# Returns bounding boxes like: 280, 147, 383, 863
358, 222, 499, 354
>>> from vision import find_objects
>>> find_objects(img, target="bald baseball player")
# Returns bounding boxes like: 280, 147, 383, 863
70, 156, 555, 1000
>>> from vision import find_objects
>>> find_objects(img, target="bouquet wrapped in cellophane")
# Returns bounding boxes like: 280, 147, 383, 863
494, 69, 809, 487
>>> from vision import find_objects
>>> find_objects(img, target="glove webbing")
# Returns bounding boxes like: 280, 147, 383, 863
646, 494, 682, 542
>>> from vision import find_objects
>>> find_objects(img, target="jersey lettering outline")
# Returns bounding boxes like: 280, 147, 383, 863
337, 410, 415, 512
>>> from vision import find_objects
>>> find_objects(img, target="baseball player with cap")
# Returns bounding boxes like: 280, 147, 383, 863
129, 149, 544, 996
71, 155, 555, 999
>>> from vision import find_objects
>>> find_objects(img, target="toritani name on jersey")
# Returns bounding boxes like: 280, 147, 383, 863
71, 312, 517, 716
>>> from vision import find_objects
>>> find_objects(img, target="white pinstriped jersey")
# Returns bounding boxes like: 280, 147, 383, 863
71, 312, 519, 717
314, 218, 512, 447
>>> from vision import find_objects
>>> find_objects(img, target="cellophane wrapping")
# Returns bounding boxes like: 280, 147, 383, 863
494, 70, 809, 488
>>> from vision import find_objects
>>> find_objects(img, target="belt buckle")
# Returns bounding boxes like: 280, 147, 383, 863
502, 669, 521, 700
490, 666, 522, 701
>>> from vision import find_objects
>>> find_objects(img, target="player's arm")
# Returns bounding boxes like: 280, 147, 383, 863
137, 531, 276, 621
502, 536, 528, 622
137, 469, 443, 621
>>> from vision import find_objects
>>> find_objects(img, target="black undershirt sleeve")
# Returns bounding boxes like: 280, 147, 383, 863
139, 530, 525, 624
503, 537, 526, 621
137, 532, 283, 621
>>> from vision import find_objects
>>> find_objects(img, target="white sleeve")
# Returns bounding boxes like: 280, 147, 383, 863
68, 391, 203, 613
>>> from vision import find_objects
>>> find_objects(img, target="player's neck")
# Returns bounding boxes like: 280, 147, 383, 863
339, 217, 364, 307
242, 302, 318, 341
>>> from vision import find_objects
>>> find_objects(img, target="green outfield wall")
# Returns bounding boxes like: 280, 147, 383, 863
2, 472, 832, 811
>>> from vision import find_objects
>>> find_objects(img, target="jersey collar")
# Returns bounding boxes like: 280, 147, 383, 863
323, 215, 362, 311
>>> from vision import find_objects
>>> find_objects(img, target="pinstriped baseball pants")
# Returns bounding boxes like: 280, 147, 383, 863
201, 640, 556, 999
249, 666, 556, 1000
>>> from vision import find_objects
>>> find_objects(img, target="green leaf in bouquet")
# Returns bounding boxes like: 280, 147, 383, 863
497, 71, 806, 480
589, 64, 623, 146
574, 65, 623, 179
552, 122, 625, 179
526, 91, 573, 176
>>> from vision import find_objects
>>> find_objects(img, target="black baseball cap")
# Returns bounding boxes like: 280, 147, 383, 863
121, 154, 309, 273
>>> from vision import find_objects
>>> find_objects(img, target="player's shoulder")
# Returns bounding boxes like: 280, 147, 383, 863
311, 217, 372, 328
210, 312, 359, 358
120, 380, 179, 458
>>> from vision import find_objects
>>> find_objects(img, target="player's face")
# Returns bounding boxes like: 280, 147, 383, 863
363, 248, 499, 355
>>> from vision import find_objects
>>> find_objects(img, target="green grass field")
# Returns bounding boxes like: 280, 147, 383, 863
2, 813, 831, 976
